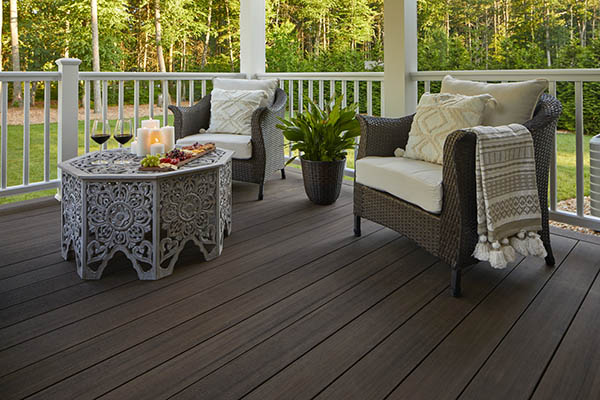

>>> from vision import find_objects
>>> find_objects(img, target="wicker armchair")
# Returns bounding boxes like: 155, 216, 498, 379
169, 88, 287, 200
354, 94, 562, 297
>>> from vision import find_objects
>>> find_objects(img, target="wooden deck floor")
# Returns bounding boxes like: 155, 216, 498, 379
1, 170, 600, 400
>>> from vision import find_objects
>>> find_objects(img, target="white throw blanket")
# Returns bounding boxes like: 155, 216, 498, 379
468, 124, 547, 269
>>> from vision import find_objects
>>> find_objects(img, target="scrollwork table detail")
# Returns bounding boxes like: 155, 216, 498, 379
59, 148, 233, 280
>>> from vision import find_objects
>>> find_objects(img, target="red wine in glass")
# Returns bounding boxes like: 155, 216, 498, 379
114, 134, 133, 145
91, 134, 111, 146
91, 120, 111, 165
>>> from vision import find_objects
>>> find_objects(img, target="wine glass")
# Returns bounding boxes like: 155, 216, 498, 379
90, 119, 111, 165
113, 119, 134, 164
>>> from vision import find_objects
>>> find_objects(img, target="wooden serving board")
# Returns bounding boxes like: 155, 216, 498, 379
138, 147, 215, 172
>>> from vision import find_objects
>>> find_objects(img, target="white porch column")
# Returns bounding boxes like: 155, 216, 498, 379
56, 58, 81, 163
384, 0, 417, 117
240, 0, 266, 78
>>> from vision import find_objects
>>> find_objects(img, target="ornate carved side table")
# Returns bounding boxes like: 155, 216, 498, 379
58, 148, 233, 280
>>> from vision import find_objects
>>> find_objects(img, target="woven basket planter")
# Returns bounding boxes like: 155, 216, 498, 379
300, 157, 346, 205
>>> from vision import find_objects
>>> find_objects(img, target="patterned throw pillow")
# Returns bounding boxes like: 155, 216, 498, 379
207, 88, 268, 135
404, 92, 494, 165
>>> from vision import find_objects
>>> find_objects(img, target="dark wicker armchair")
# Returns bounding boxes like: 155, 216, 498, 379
353, 93, 562, 297
169, 88, 287, 200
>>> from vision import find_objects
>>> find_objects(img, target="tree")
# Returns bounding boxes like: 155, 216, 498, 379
10, 0, 22, 106
154, 0, 166, 72
91, 0, 101, 113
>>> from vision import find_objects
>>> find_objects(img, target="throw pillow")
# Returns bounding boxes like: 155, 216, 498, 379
440, 75, 548, 126
404, 92, 494, 165
207, 88, 268, 135
213, 78, 278, 107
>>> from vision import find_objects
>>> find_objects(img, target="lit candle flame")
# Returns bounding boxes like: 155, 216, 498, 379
154, 138, 159, 143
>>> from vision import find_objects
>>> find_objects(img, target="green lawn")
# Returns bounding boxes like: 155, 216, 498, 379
0, 124, 591, 206
0, 115, 173, 205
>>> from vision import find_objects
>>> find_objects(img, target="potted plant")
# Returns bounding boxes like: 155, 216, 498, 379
277, 96, 360, 205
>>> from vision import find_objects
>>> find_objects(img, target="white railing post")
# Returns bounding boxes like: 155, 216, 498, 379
240, 0, 265, 78
56, 58, 81, 165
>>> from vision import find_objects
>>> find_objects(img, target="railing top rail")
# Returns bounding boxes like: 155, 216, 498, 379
411, 69, 600, 82
0, 72, 61, 81
78, 71, 246, 81
257, 72, 384, 80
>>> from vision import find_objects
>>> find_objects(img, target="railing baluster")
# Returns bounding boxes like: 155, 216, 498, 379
367, 81, 373, 116
189, 80, 194, 106
353, 80, 359, 108
380, 81, 385, 117
102, 80, 108, 149
118, 80, 124, 139
308, 80, 313, 112
149, 80, 154, 119
424, 80, 431, 93
298, 80, 303, 114
1, 82, 6, 189
44, 81, 51, 180
549, 81, 557, 211
84, 80, 90, 154
288, 79, 294, 118
329, 79, 335, 101
134, 80, 139, 130
162, 80, 168, 125
342, 80, 347, 108
575, 81, 585, 217
23, 82, 30, 185
202, 79, 207, 98
176, 80, 182, 107
318, 80, 324, 109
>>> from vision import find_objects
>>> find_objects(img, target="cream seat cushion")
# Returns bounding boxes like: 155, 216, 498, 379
440, 75, 548, 126
356, 156, 443, 214
404, 92, 493, 164
213, 78, 278, 107
177, 133, 252, 160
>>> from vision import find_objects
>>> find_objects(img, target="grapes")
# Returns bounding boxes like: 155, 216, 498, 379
140, 154, 160, 168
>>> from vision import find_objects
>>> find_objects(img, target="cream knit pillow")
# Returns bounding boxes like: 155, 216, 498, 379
404, 93, 494, 164
207, 88, 268, 135
441, 75, 548, 126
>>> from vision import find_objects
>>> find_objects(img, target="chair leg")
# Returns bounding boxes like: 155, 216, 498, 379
354, 215, 361, 237
258, 183, 264, 201
545, 253, 555, 267
281, 169, 286, 179
451, 268, 462, 297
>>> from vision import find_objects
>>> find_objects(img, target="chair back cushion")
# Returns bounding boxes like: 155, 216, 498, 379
207, 88, 267, 135
356, 156, 443, 214
441, 75, 548, 126
404, 92, 493, 164
213, 78, 278, 107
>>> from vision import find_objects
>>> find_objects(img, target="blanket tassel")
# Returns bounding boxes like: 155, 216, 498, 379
510, 231, 530, 256
489, 241, 508, 269
473, 235, 490, 261
527, 232, 548, 258
501, 238, 516, 263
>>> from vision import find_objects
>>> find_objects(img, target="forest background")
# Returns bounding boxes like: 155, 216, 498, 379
0, 0, 599, 133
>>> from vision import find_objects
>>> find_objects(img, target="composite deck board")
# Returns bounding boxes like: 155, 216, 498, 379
380, 234, 576, 400
0, 172, 598, 400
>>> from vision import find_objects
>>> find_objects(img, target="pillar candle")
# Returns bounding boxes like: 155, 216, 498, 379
130, 140, 138, 155
150, 142, 165, 156
160, 126, 175, 152
141, 119, 160, 129
136, 128, 150, 157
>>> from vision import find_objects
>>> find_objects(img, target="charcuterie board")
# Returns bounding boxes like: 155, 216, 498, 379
138, 143, 216, 172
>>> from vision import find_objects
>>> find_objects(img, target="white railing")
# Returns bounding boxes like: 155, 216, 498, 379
411, 69, 600, 231
1, 61, 598, 231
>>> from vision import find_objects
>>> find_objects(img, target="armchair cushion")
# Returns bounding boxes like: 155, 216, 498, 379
177, 133, 252, 160
207, 88, 267, 135
404, 92, 493, 164
355, 156, 443, 214
213, 78, 278, 107
441, 75, 548, 126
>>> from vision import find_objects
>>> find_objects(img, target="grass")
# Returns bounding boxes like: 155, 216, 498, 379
0, 115, 173, 205
0, 123, 591, 206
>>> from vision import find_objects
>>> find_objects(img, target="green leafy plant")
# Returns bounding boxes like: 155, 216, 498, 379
277, 96, 361, 164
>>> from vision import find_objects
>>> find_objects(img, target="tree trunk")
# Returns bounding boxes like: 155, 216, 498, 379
10, 0, 22, 106
169, 43, 173, 72
225, 0, 235, 71
91, 0, 102, 113
0, 2, 3, 73
154, 0, 166, 72
201, 0, 213, 69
